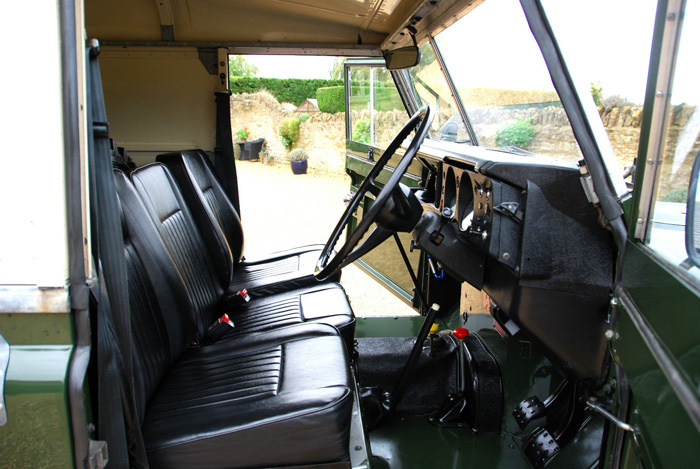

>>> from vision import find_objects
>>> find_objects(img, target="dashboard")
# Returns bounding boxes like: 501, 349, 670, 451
411, 143, 616, 388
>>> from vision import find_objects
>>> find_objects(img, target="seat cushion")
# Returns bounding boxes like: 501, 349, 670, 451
225, 283, 356, 349
142, 323, 353, 469
230, 244, 330, 298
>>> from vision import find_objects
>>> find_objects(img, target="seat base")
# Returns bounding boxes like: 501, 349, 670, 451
224, 283, 355, 350
143, 324, 354, 469
229, 245, 340, 298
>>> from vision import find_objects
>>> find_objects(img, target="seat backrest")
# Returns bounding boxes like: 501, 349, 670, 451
157, 150, 245, 279
114, 170, 196, 422
130, 163, 225, 339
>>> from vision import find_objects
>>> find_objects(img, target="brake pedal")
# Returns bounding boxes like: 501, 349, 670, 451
522, 427, 561, 468
513, 396, 546, 429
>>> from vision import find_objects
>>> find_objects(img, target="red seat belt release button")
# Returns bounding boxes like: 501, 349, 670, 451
219, 313, 234, 326
205, 313, 235, 344
238, 289, 250, 304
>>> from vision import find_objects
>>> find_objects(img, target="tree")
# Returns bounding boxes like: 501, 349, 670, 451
329, 57, 346, 80
229, 55, 258, 77
590, 81, 603, 107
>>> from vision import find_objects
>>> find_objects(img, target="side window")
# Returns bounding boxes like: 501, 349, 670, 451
646, 2, 700, 277
347, 64, 405, 148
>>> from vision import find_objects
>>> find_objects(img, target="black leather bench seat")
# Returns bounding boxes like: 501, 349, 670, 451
157, 150, 339, 299
115, 168, 355, 468
127, 163, 355, 346
143, 324, 353, 469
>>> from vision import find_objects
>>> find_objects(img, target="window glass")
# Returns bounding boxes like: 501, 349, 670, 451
647, 2, 700, 277
348, 65, 405, 148
409, 43, 471, 144
542, 0, 657, 173
432, 0, 582, 162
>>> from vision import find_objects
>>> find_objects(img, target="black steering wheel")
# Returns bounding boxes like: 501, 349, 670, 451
315, 105, 434, 281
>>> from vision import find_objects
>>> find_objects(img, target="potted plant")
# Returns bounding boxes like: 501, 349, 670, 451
289, 149, 309, 175
261, 150, 274, 165
236, 127, 250, 142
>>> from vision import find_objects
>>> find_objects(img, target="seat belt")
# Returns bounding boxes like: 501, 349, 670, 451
213, 90, 242, 217
87, 39, 149, 469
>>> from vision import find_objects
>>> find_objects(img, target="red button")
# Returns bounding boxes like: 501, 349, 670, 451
219, 314, 230, 323
239, 289, 248, 297
453, 328, 469, 340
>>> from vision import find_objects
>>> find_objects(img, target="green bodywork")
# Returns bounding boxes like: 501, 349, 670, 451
0, 312, 75, 467
612, 242, 700, 467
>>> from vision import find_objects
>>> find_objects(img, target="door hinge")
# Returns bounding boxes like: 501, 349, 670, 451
87, 439, 109, 469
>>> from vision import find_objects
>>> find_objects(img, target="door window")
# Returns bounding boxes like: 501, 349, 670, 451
347, 64, 405, 148
646, 1, 700, 282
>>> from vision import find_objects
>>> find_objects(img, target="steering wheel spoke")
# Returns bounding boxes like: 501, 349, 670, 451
342, 226, 392, 267
316, 106, 434, 280
367, 182, 382, 198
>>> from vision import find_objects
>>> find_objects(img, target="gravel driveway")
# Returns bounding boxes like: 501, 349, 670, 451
236, 160, 416, 318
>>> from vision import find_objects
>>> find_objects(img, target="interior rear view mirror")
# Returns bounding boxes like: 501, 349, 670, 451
685, 150, 700, 267
384, 46, 421, 70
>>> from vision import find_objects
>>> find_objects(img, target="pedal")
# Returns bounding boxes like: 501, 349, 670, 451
513, 395, 546, 429
522, 427, 560, 468
512, 380, 572, 430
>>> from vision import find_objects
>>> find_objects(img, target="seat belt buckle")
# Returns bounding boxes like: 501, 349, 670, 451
204, 313, 235, 344
235, 289, 251, 305
222, 288, 251, 309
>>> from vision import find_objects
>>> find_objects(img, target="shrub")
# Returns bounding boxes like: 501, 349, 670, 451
662, 188, 688, 203
590, 82, 603, 107
278, 117, 299, 150
317, 86, 346, 113
230, 77, 342, 106
352, 118, 371, 144
289, 149, 309, 161
602, 95, 636, 109
495, 118, 535, 148
278, 114, 309, 150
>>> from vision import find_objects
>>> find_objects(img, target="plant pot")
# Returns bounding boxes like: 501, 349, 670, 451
290, 160, 308, 175
262, 155, 274, 165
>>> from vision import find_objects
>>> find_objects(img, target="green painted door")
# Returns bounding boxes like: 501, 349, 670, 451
611, 0, 700, 466
344, 59, 425, 309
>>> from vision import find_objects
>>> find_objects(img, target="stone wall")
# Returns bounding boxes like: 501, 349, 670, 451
230, 91, 348, 173
231, 92, 698, 191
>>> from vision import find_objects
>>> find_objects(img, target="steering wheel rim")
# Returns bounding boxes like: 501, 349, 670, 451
315, 105, 434, 280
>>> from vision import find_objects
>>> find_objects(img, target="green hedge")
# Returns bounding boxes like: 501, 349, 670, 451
349, 87, 403, 112
317, 86, 345, 113
230, 77, 342, 106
